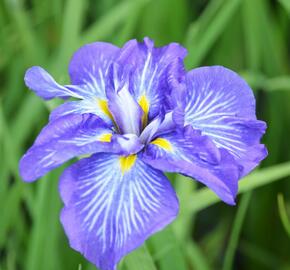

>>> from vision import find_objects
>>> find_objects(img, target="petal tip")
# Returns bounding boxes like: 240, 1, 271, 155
24, 66, 43, 86
225, 195, 237, 206
24, 66, 65, 100
19, 155, 38, 182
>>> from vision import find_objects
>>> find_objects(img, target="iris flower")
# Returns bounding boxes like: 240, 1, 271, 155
19, 38, 267, 270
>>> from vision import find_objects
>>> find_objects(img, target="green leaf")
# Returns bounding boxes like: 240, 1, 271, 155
173, 174, 197, 241
184, 0, 223, 46
185, 0, 242, 68
124, 244, 157, 270
222, 192, 252, 270
240, 240, 286, 269
241, 72, 290, 92
188, 162, 290, 213
81, 0, 150, 45
186, 241, 211, 270
149, 227, 187, 270
242, 0, 262, 70
52, 0, 87, 74
277, 193, 290, 237
4, 0, 44, 63
278, 0, 290, 16
11, 95, 46, 148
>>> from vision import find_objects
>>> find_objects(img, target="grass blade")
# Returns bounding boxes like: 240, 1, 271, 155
189, 161, 290, 213
186, 241, 211, 270
277, 193, 290, 237
149, 227, 188, 270
124, 244, 157, 270
222, 192, 252, 270
81, 0, 150, 45
185, 0, 242, 68
52, 0, 87, 74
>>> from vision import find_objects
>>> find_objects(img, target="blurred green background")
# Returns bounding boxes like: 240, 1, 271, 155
1, 0, 290, 269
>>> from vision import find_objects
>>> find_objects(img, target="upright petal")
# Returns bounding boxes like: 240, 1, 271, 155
142, 126, 239, 204
19, 114, 116, 182
183, 66, 267, 175
117, 38, 187, 121
140, 111, 176, 144
59, 153, 178, 270
106, 63, 143, 135
166, 58, 187, 127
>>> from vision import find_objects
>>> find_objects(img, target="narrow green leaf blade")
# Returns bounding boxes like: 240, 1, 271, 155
124, 244, 157, 270
189, 162, 290, 213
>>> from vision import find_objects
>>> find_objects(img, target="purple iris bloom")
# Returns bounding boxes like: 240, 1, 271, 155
19, 37, 267, 270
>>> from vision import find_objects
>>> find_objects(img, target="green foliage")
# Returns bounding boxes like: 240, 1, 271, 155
0, 0, 290, 269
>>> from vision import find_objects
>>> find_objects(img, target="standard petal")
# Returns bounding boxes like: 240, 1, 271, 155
183, 66, 267, 175
139, 111, 176, 144
106, 63, 143, 135
59, 153, 178, 270
166, 58, 187, 127
117, 37, 187, 121
19, 114, 116, 182
142, 126, 240, 204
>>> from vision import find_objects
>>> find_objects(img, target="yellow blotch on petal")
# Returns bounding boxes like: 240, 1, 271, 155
98, 133, 112, 142
98, 99, 113, 120
138, 95, 149, 127
119, 155, 137, 174
151, 138, 173, 151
